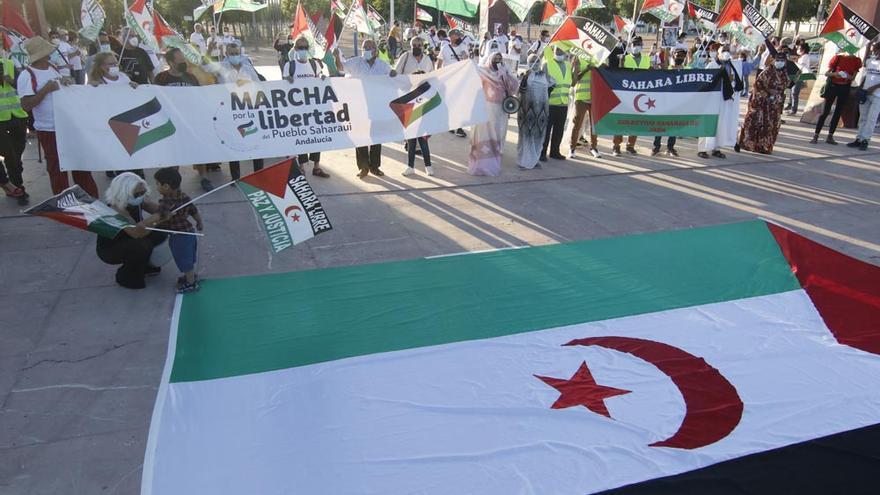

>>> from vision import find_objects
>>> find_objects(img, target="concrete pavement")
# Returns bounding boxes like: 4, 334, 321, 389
1, 91, 879, 493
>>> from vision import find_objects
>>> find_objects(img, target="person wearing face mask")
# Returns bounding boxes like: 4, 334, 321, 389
494, 27, 509, 55
690, 49, 710, 69
737, 53, 790, 155
738, 49, 761, 97
652, 49, 687, 157
274, 32, 294, 71
529, 30, 551, 56
848, 42, 880, 151
66, 32, 84, 84
119, 31, 155, 84
697, 45, 742, 159
396, 38, 436, 176
216, 42, 264, 181
612, 37, 649, 156
540, 46, 571, 161
0, 47, 28, 205
810, 49, 862, 145
438, 29, 470, 138
568, 56, 600, 159
190, 23, 208, 55
786, 44, 811, 116
87, 52, 136, 87
18, 36, 98, 197
48, 29, 73, 78
283, 35, 332, 179
518, 53, 556, 169
96, 173, 168, 290
468, 48, 518, 176
336, 39, 397, 178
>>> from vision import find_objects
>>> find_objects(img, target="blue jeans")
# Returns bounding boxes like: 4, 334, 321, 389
169, 234, 197, 273
790, 81, 804, 113
407, 137, 432, 168
653, 135, 677, 150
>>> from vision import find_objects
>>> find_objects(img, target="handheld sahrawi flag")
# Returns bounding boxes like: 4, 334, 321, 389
23, 185, 131, 238
236, 158, 332, 253
152, 10, 201, 64
820, 2, 879, 54
79, 0, 105, 41
717, 0, 774, 50
443, 13, 478, 38
143, 221, 880, 494
505, 0, 540, 22
108, 97, 176, 156
541, 1, 566, 25
686, 0, 719, 31
550, 16, 617, 66
590, 67, 723, 136
415, 6, 433, 22
124, 0, 160, 52
640, 0, 685, 23
614, 14, 635, 34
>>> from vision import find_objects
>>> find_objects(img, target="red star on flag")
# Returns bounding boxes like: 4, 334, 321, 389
292, 213, 301, 222
535, 361, 631, 418
646, 98, 657, 109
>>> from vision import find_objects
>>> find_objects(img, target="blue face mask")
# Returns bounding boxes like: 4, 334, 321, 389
363, 49, 374, 60
227, 55, 241, 65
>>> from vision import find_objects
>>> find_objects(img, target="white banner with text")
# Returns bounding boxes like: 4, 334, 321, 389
55, 61, 487, 171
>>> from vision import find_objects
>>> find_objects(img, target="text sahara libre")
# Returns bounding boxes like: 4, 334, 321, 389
621, 72, 715, 90
230, 85, 352, 135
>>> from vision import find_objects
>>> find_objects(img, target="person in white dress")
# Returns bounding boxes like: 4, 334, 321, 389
697, 45, 742, 159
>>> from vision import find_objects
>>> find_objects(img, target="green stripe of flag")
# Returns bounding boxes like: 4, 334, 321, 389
595, 114, 719, 136
170, 221, 800, 383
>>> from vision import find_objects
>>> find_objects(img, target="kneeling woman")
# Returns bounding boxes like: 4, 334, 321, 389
96, 173, 167, 289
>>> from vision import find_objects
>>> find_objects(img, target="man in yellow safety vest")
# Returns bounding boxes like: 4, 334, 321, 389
613, 36, 650, 156
541, 46, 572, 161
0, 51, 29, 205
568, 57, 600, 158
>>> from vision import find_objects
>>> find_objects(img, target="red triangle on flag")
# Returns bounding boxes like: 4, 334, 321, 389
819, 3, 845, 36
716, 0, 743, 29
1, 1, 34, 37
565, 0, 578, 15
542, 1, 558, 23
641, 0, 666, 11
590, 69, 620, 126
551, 17, 581, 42
239, 158, 294, 198
291, 1, 311, 38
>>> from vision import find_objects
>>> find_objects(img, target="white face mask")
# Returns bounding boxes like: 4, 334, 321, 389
100, 43, 111, 52
718, 51, 731, 61
129, 37, 139, 48
554, 54, 566, 61
774, 61, 786, 69
108, 66, 120, 77
128, 195, 145, 206
632, 46, 642, 54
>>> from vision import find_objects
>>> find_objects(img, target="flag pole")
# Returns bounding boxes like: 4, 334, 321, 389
145, 227, 205, 236
170, 179, 237, 214
119, 0, 131, 61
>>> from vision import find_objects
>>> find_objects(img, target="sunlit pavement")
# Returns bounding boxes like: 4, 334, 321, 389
1, 60, 879, 493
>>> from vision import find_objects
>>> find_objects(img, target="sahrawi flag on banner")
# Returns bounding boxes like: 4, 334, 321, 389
717, 0, 774, 50
820, 2, 880, 55
640, 0, 685, 22
687, 0, 719, 31
236, 158, 332, 252
550, 16, 617, 65
23, 185, 130, 238
108, 97, 176, 155
591, 67, 722, 136
542, 1, 566, 25
143, 221, 880, 494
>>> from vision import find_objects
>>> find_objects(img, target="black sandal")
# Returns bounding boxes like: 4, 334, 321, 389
698, 152, 710, 159
712, 150, 726, 159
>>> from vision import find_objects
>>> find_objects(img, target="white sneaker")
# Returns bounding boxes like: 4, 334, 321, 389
425, 165, 435, 176
568, 148, 576, 158
590, 148, 601, 158
402, 167, 415, 176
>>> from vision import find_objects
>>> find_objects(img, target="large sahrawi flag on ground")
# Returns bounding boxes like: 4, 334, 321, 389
820, 2, 879, 55
55, 61, 486, 171
591, 67, 722, 136
23, 185, 130, 238
142, 220, 880, 494
236, 158, 331, 252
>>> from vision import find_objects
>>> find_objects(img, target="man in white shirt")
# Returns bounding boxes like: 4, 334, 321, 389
216, 41, 265, 180
48, 29, 72, 77
207, 30, 225, 60
849, 41, 880, 151
493, 26, 509, 54
17, 36, 97, 196
190, 23, 207, 55
67, 31, 84, 84
437, 29, 469, 137
528, 30, 550, 56
337, 39, 395, 178
283, 35, 331, 178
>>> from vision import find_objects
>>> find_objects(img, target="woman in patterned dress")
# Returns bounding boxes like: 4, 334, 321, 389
738, 53, 791, 155
517, 54, 555, 169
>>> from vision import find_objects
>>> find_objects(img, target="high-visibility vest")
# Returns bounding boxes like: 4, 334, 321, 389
546, 58, 572, 106
378, 49, 392, 65
0, 58, 26, 121
574, 68, 591, 102
623, 53, 650, 70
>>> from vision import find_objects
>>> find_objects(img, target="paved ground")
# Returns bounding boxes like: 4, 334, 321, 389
1, 66, 879, 494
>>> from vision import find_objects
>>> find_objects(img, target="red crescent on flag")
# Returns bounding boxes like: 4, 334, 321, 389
633, 93, 649, 113
845, 27, 857, 39
565, 336, 744, 450
284, 205, 302, 216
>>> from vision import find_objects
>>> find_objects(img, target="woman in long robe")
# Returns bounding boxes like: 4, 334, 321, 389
738, 54, 790, 154
697, 45, 743, 159
517, 54, 555, 169
468, 46, 519, 176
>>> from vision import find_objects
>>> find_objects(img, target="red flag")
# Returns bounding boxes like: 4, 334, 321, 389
542, 1, 565, 23
444, 12, 458, 28
565, 0, 578, 15
1, 1, 34, 37
290, 1, 310, 38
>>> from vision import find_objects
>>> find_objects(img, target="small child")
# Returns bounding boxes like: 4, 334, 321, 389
154, 167, 203, 293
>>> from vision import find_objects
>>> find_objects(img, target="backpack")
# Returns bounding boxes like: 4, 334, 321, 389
287, 58, 323, 79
